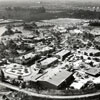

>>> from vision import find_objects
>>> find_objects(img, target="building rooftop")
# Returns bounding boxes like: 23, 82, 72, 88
41, 57, 58, 68
93, 77, 100, 84
81, 48, 100, 55
86, 67, 100, 76
37, 46, 53, 53
38, 69, 73, 87
56, 49, 70, 57
70, 79, 88, 90
19, 52, 37, 60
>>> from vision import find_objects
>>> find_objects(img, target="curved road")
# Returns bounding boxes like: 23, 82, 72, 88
0, 82, 100, 100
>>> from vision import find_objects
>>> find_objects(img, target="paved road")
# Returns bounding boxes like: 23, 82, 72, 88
0, 82, 100, 100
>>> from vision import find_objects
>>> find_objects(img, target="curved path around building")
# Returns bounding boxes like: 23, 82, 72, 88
0, 81, 100, 100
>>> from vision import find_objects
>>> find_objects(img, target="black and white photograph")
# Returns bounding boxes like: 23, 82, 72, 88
0, 0, 100, 100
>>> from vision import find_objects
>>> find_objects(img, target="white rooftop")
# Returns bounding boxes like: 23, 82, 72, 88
38, 69, 73, 87
41, 57, 58, 67
56, 50, 70, 57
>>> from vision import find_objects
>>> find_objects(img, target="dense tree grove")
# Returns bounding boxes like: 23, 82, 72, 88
0, 7, 99, 21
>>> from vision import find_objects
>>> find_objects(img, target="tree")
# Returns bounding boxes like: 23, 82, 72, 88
2, 24, 14, 36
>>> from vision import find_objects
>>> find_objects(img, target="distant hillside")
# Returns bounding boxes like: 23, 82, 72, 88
0, 0, 99, 21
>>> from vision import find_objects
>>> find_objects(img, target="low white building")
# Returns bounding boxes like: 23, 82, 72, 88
53, 26, 67, 33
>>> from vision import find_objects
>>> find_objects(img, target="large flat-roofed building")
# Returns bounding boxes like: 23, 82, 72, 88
37, 69, 73, 89
55, 50, 71, 61
40, 57, 58, 69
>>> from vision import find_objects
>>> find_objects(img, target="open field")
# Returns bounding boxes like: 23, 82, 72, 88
42, 18, 85, 27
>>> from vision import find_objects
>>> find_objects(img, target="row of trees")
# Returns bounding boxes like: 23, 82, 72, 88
1, 7, 100, 21
5, 6, 46, 13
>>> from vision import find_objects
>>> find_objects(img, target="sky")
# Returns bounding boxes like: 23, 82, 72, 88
0, 0, 99, 2
0, 0, 100, 4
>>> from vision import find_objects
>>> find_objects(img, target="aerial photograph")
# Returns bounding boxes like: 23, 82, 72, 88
1, 0, 100, 100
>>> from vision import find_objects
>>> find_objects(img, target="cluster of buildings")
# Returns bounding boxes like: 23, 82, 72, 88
0, 20, 100, 93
